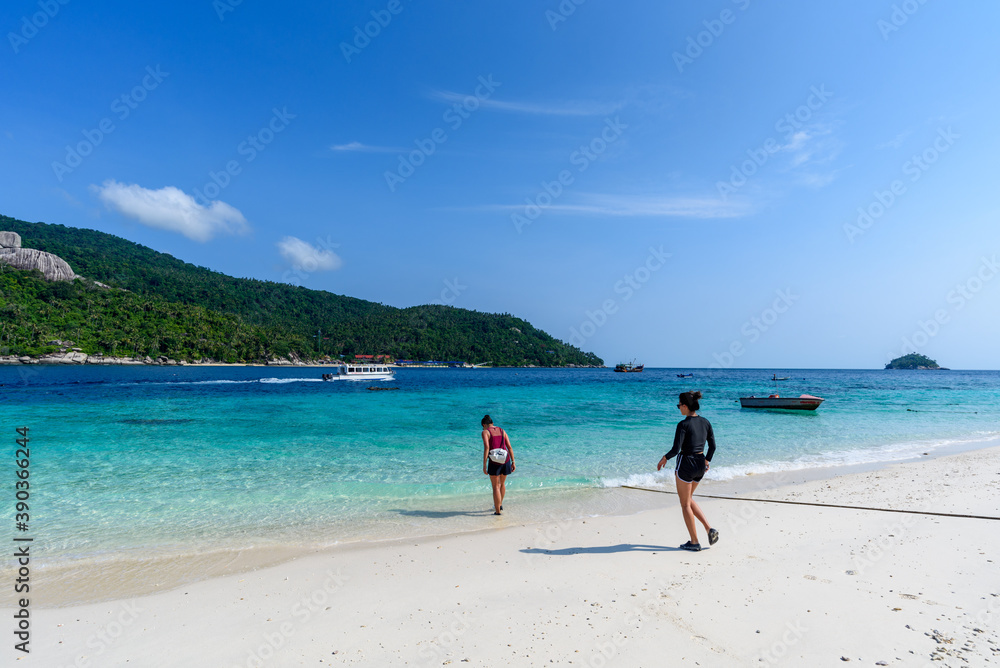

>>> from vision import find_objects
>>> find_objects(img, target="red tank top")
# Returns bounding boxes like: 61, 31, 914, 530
487, 426, 507, 451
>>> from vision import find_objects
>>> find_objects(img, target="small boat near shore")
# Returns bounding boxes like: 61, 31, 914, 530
740, 394, 824, 410
676, 373, 693, 378
741, 374, 823, 410
322, 364, 395, 381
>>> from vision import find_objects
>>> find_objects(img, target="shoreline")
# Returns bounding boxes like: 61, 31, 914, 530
6, 438, 998, 611
4, 359, 993, 369
707, 432, 1000, 493
0, 357, 604, 368
8, 443, 998, 665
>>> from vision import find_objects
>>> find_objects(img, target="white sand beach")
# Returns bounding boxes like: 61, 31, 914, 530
10, 446, 1000, 667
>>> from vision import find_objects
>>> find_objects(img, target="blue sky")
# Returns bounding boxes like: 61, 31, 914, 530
2, 0, 998, 368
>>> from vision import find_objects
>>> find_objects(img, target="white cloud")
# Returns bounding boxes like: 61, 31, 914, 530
430, 90, 622, 117
797, 172, 839, 188
785, 130, 812, 154
543, 194, 750, 218
330, 141, 402, 153
468, 194, 750, 219
92, 179, 248, 242
277, 236, 342, 272
781, 125, 841, 166
774, 122, 844, 192
877, 130, 911, 150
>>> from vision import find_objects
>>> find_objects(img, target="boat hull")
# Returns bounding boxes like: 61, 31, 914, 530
323, 365, 396, 381
739, 395, 823, 410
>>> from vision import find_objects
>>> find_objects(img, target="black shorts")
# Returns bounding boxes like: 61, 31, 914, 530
488, 459, 512, 476
675, 454, 706, 483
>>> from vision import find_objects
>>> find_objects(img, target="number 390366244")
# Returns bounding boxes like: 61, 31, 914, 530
15, 426, 30, 525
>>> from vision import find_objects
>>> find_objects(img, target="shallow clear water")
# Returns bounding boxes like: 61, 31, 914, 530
1, 365, 998, 588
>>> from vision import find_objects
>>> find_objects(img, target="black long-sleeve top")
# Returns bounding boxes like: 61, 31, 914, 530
664, 415, 716, 462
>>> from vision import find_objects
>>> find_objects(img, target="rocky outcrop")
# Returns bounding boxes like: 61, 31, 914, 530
0, 231, 76, 282
1, 338, 336, 367
0, 248, 76, 281
0, 351, 184, 365
83, 355, 146, 365
266, 352, 307, 365
37, 351, 89, 364
0, 352, 348, 366
0, 231, 21, 248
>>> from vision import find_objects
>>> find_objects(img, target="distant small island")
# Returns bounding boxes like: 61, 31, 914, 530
885, 353, 949, 370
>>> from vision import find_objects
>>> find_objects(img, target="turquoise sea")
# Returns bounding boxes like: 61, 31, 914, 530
2, 366, 998, 602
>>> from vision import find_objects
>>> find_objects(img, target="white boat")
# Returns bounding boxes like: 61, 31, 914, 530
322, 364, 395, 381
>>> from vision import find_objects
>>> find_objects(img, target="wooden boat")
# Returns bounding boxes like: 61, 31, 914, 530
770, 374, 790, 381
740, 394, 824, 410
614, 360, 644, 373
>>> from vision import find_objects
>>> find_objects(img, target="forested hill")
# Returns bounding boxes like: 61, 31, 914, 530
885, 353, 943, 370
0, 215, 603, 366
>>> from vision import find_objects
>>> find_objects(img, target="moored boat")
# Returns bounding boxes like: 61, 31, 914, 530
614, 360, 644, 373
676, 373, 693, 378
739, 394, 824, 410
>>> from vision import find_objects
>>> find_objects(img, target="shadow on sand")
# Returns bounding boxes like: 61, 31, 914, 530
391, 508, 496, 519
520, 543, 689, 556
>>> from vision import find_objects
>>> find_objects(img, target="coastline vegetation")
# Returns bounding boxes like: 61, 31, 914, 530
0, 216, 603, 366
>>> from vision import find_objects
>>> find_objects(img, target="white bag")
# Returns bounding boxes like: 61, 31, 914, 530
488, 448, 508, 464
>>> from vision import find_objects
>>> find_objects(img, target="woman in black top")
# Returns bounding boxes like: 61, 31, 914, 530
657, 391, 719, 552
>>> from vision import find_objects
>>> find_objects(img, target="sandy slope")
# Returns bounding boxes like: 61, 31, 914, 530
8, 447, 999, 667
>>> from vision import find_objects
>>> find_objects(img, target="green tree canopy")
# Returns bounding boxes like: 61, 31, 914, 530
0, 216, 603, 366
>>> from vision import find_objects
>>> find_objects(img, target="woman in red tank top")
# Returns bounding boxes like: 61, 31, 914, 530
481, 415, 515, 515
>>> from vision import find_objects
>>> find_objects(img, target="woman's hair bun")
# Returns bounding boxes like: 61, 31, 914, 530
678, 391, 702, 411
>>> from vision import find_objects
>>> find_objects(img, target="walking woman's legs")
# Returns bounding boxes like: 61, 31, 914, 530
490, 475, 503, 513
688, 481, 712, 533
675, 476, 700, 544
498, 475, 507, 507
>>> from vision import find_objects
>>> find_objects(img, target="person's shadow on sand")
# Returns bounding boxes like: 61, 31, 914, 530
391, 509, 496, 519
520, 543, 686, 555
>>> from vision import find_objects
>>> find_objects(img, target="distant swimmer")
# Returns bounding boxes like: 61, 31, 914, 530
657, 391, 719, 552
481, 415, 515, 515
